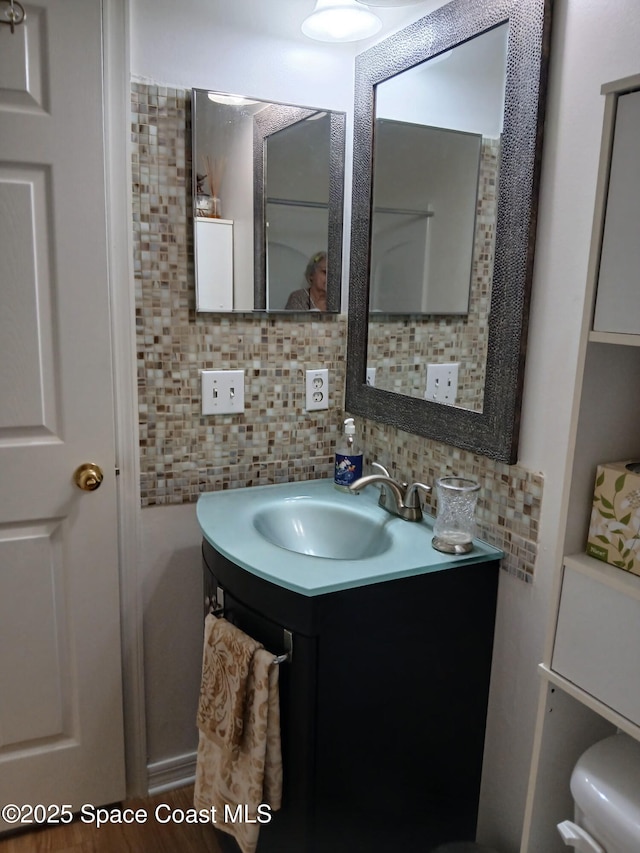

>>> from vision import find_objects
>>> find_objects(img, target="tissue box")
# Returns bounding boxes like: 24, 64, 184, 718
586, 460, 640, 576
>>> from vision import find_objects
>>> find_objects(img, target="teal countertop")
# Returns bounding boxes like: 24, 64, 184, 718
196, 479, 503, 597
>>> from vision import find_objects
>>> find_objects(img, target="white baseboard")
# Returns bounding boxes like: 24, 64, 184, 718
147, 751, 197, 795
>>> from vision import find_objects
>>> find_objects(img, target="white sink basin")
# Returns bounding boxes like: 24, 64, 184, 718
253, 497, 393, 560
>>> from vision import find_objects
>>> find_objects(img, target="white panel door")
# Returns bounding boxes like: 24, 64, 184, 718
0, 0, 126, 826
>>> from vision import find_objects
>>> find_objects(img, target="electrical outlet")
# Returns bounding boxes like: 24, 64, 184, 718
366, 367, 376, 387
305, 368, 329, 411
201, 369, 245, 415
425, 363, 459, 405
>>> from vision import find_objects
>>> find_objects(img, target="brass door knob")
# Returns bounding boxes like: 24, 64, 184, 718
74, 463, 104, 491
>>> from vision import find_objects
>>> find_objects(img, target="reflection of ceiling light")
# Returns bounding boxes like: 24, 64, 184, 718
306, 111, 328, 120
302, 0, 382, 43
207, 93, 259, 106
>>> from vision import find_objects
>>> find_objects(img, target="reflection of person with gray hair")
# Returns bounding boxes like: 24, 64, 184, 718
285, 251, 327, 311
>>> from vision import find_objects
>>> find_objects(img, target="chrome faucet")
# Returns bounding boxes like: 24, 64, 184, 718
349, 465, 431, 522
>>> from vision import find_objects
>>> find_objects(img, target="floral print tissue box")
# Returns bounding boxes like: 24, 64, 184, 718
587, 460, 640, 576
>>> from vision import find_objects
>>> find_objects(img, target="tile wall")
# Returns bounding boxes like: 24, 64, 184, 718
131, 81, 542, 581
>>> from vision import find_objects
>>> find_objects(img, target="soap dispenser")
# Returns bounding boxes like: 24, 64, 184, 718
334, 417, 363, 491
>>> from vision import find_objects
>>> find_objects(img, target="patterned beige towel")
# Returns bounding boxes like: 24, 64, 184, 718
196, 614, 262, 751
194, 619, 283, 853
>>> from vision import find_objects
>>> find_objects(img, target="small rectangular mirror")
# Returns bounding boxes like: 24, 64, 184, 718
192, 89, 345, 313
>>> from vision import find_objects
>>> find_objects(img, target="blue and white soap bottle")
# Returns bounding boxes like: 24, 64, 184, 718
334, 417, 363, 491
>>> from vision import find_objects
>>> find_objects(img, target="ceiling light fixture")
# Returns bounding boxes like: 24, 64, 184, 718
301, 0, 382, 43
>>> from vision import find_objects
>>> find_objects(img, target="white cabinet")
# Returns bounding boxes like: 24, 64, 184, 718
194, 217, 234, 311
522, 73, 640, 853
593, 88, 640, 335
553, 555, 640, 727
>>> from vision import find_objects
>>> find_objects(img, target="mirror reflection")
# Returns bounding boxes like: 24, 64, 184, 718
265, 115, 330, 311
371, 120, 481, 315
192, 90, 344, 313
367, 24, 508, 410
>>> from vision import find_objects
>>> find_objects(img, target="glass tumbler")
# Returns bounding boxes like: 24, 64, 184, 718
432, 476, 480, 554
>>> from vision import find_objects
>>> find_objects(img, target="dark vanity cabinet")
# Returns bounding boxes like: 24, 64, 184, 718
202, 539, 499, 853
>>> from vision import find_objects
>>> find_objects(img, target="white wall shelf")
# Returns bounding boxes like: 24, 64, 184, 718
521, 73, 640, 853
539, 664, 640, 741
589, 330, 640, 346
562, 551, 640, 599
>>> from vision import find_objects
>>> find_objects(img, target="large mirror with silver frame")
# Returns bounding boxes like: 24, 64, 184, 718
192, 89, 345, 313
346, 0, 551, 463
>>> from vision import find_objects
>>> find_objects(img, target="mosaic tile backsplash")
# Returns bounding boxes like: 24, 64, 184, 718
131, 81, 542, 581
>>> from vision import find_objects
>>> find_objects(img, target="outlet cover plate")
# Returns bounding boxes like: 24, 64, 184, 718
201, 369, 245, 415
425, 363, 459, 405
305, 368, 329, 411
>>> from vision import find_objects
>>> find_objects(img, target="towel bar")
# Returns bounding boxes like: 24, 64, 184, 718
210, 586, 293, 665
210, 585, 226, 618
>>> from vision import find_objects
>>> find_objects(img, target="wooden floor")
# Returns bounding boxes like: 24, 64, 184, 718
0, 785, 222, 853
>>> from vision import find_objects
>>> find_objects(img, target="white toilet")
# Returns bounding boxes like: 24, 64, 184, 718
557, 732, 640, 852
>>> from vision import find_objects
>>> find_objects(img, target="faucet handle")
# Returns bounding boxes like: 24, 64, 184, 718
371, 462, 391, 507
405, 482, 431, 510
372, 461, 391, 477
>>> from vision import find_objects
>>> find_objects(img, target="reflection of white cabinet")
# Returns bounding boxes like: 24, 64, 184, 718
194, 217, 233, 312
522, 74, 640, 853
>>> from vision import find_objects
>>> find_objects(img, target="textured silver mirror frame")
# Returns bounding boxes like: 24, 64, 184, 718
346, 0, 552, 463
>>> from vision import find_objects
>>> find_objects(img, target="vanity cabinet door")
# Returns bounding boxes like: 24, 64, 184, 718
312, 560, 499, 853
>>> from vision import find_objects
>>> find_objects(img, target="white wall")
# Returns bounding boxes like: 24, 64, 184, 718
141, 505, 203, 773
130, 0, 640, 846
478, 2, 640, 850
131, 0, 353, 106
